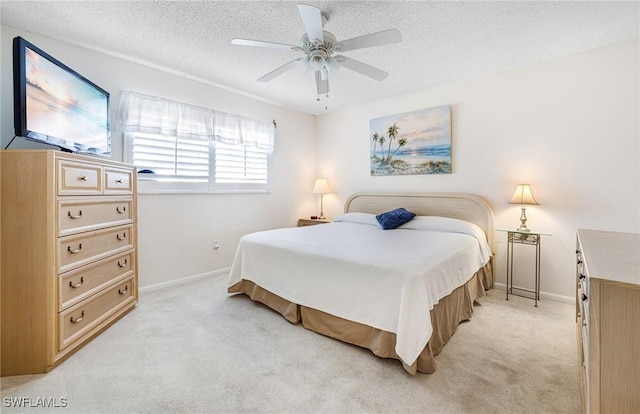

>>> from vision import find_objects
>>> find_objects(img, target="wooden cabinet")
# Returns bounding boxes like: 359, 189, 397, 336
575, 229, 640, 414
1, 150, 138, 376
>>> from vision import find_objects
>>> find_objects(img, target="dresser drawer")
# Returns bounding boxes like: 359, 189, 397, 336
59, 250, 134, 311
58, 160, 102, 195
58, 276, 135, 351
59, 198, 133, 236
104, 168, 134, 195
59, 224, 134, 273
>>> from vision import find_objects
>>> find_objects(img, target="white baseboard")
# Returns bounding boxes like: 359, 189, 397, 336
139, 267, 230, 293
492, 282, 574, 305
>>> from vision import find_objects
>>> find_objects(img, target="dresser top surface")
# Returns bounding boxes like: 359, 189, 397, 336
1, 149, 133, 170
578, 228, 640, 286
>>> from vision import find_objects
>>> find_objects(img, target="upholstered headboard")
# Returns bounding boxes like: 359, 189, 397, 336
344, 192, 495, 252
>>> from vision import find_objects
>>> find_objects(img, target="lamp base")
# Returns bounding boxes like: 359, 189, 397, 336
318, 193, 325, 221
517, 206, 530, 232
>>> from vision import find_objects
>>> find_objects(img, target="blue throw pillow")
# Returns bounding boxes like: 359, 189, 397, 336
376, 208, 416, 230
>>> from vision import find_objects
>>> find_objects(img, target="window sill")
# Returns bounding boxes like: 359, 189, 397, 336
137, 189, 271, 195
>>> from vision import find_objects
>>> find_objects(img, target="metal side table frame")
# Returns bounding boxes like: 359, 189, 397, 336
499, 229, 551, 307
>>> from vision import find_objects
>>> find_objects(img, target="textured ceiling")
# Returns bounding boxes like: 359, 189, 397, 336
2, 1, 638, 115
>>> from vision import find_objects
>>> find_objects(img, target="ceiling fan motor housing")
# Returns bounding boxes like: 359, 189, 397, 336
300, 31, 337, 73
300, 31, 336, 54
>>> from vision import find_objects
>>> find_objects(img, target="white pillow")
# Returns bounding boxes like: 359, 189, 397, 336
400, 216, 492, 260
333, 212, 381, 227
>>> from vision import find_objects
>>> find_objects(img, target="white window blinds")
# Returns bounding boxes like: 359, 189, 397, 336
214, 142, 268, 184
131, 133, 210, 182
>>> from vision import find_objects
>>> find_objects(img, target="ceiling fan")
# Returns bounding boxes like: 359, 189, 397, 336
232, 4, 402, 100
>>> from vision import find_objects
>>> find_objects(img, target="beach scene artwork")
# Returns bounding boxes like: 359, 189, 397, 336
370, 105, 451, 176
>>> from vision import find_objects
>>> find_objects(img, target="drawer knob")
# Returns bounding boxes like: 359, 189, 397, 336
118, 286, 128, 295
117, 259, 128, 268
67, 244, 82, 254
116, 232, 127, 241
69, 277, 84, 288
116, 206, 127, 214
79, 175, 88, 182
67, 210, 83, 219
70, 311, 85, 324
115, 178, 123, 184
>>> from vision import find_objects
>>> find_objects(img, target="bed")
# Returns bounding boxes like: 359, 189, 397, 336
227, 192, 495, 375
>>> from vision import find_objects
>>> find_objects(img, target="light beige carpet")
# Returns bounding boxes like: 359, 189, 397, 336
1, 273, 580, 413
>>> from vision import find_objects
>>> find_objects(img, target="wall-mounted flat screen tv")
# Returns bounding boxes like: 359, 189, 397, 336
13, 36, 110, 156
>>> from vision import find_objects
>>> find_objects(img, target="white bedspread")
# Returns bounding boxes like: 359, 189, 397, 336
228, 218, 491, 366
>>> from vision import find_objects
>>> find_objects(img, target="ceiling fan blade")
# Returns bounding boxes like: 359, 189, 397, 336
258, 59, 301, 82
315, 71, 330, 95
232, 38, 298, 51
335, 56, 389, 81
298, 4, 324, 43
335, 29, 402, 52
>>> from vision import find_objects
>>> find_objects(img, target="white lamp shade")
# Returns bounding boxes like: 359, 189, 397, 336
312, 178, 330, 194
509, 184, 539, 205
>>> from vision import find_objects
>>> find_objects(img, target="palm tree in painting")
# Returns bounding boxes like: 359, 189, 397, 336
371, 132, 380, 158
389, 137, 407, 159
386, 122, 400, 162
377, 134, 386, 160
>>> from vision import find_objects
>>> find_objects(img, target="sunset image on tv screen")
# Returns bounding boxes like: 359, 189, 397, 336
25, 46, 108, 151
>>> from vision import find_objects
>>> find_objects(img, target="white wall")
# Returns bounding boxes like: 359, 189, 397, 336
316, 39, 639, 300
1, 25, 317, 287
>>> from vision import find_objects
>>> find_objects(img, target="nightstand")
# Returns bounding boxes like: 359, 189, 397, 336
297, 217, 332, 227
498, 229, 551, 307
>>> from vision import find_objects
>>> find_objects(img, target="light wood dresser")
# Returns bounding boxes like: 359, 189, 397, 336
575, 229, 640, 414
1, 150, 138, 376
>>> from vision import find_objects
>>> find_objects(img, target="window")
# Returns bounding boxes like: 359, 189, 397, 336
125, 133, 270, 192
118, 91, 274, 193
213, 141, 269, 191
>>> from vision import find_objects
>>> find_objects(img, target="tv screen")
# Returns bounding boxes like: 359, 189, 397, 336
13, 36, 111, 156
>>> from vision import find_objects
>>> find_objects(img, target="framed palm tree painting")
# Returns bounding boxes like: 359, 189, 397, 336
370, 105, 451, 176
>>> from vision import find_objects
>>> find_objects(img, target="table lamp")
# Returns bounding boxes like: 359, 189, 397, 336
312, 178, 330, 219
509, 184, 539, 232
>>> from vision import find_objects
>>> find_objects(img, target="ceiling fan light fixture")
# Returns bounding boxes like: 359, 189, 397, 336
308, 50, 327, 71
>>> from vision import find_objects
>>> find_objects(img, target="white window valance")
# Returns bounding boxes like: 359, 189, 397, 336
116, 90, 274, 152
